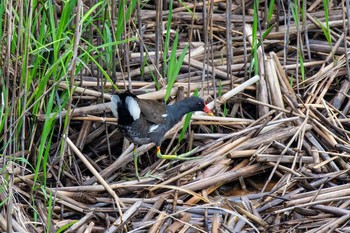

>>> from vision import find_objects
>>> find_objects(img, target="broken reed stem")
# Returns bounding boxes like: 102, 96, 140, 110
64, 136, 125, 222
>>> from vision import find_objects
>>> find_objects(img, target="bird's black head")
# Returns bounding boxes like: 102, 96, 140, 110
185, 96, 213, 114
165, 96, 214, 129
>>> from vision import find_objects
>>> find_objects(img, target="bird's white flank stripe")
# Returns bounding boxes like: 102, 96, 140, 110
110, 95, 121, 118
149, 124, 159, 132
162, 114, 167, 117
125, 96, 141, 120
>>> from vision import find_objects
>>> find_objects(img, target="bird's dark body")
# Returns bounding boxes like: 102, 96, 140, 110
110, 91, 208, 147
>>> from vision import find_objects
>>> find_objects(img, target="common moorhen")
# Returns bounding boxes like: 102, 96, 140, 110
109, 91, 213, 179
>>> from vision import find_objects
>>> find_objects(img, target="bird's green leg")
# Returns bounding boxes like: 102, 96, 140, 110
143, 171, 164, 181
133, 147, 140, 181
133, 148, 162, 180
156, 146, 200, 160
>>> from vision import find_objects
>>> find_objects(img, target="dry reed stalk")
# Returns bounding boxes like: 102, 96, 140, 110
142, 196, 165, 222
104, 200, 142, 233
83, 143, 152, 185
244, 24, 269, 117
206, 74, 260, 110
148, 212, 167, 233
84, 222, 95, 233
180, 163, 271, 193
255, 154, 314, 163
183, 46, 232, 80
266, 58, 284, 110
37, 102, 112, 121
287, 189, 350, 207
229, 149, 257, 158
148, 138, 243, 192
211, 212, 220, 233
184, 160, 250, 206
233, 204, 267, 228
317, 214, 350, 233
66, 211, 94, 233
165, 212, 192, 233
65, 137, 125, 216
7, 0, 350, 232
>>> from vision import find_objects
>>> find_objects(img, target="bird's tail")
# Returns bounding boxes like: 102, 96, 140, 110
109, 95, 120, 118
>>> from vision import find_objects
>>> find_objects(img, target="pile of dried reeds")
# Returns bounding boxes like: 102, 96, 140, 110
2, 0, 350, 232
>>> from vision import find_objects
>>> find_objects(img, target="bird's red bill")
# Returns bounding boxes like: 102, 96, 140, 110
203, 103, 214, 116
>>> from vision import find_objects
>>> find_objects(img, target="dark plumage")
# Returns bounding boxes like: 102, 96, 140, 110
109, 91, 213, 179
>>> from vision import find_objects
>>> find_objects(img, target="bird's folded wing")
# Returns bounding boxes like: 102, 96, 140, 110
136, 99, 167, 125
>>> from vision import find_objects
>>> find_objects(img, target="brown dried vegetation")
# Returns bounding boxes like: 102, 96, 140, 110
2, 0, 350, 232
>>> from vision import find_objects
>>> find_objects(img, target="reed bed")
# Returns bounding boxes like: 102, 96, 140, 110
1, 0, 350, 232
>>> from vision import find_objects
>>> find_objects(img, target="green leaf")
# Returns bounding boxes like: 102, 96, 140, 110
251, 0, 259, 76
163, 0, 174, 75
81, 1, 104, 24
0, 1, 5, 38
267, 0, 275, 23
116, 0, 138, 41
56, 220, 78, 233
46, 189, 53, 233
218, 80, 222, 97
178, 89, 199, 143
178, 0, 194, 16
33, 90, 57, 186
299, 50, 305, 81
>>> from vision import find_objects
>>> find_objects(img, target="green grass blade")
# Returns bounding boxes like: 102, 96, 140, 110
174, 43, 189, 75
46, 189, 53, 233
0, 1, 5, 38
262, 24, 274, 40
267, 0, 275, 23
163, 0, 173, 75
290, 0, 299, 27
33, 90, 58, 186
81, 1, 104, 23
165, 32, 189, 102
103, 23, 113, 65
299, 50, 305, 81
178, 112, 193, 143
178, 89, 199, 143
163, 2, 189, 102
0, 195, 10, 208
47, 0, 58, 61
56, 220, 78, 233
251, 0, 259, 76
218, 80, 223, 97
165, 31, 179, 102
115, 0, 126, 42
178, 0, 194, 16
0, 80, 8, 134
148, 63, 160, 90
322, 0, 331, 45
79, 46, 119, 91
115, 0, 137, 42
57, 0, 77, 40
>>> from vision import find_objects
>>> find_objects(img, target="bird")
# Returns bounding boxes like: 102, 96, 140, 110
109, 90, 213, 179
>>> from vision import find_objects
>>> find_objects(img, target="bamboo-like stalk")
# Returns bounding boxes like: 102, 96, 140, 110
4, 0, 350, 232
